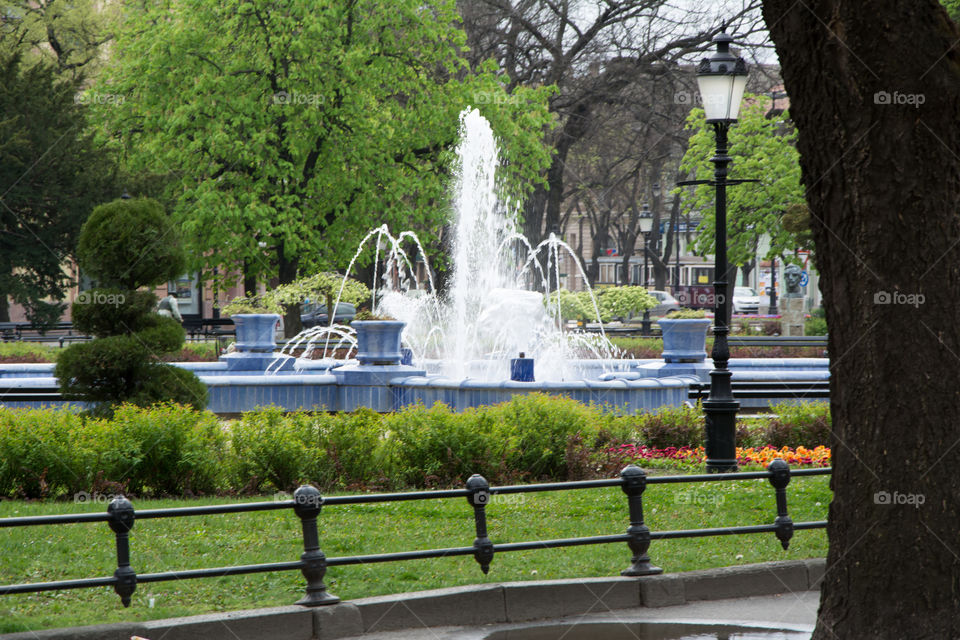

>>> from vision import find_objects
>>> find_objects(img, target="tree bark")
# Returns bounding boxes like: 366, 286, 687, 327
762, 1, 960, 637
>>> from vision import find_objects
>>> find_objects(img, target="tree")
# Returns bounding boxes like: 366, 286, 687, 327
678, 95, 804, 313
0, 0, 116, 80
458, 0, 768, 251
97, 0, 551, 336
56, 198, 206, 416
761, 1, 960, 637
0, 52, 117, 326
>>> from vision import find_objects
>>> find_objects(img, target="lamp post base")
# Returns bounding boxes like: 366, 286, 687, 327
703, 397, 740, 473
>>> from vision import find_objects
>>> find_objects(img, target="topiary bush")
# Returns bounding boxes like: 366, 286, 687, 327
637, 402, 704, 449
762, 401, 832, 448
56, 197, 206, 415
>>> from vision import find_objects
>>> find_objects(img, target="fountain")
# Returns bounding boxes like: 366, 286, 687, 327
0, 109, 828, 415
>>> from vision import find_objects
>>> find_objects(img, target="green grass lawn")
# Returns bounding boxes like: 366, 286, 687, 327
0, 475, 831, 633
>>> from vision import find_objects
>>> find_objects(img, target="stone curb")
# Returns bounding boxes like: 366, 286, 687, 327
0, 559, 825, 640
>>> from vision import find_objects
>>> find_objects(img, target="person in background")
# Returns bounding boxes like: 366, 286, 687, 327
157, 292, 183, 323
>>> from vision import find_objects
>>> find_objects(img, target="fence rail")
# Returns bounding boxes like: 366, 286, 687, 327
0, 463, 830, 608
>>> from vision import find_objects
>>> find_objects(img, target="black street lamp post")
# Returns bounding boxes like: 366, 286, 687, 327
769, 257, 779, 315
639, 204, 654, 335
695, 29, 748, 473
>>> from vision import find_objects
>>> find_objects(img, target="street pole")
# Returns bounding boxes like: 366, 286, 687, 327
769, 257, 779, 315
703, 122, 740, 472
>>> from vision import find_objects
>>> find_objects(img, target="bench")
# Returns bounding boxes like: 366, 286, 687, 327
688, 380, 831, 403
728, 336, 828, 349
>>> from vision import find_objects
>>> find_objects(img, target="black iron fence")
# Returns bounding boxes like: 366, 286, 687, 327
0, 462, 830, 608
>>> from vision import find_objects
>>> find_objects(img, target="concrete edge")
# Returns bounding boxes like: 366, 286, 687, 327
0, 560, 826, 640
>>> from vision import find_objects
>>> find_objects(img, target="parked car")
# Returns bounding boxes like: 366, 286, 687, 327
301, 302, 356, 327
732, 287, 760, 314
647, 290, 682, 317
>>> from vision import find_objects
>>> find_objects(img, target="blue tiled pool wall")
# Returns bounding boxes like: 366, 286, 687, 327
0, 356, 829, 413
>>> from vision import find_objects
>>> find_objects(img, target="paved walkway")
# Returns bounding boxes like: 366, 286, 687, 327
346, 591, 820, 639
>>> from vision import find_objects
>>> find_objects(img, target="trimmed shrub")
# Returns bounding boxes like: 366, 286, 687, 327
71, 289, 158, 338
762, 402, 832, 448
637, 402, 704, 449
319, 408, 391, 489
108, 404, 225, 495
0, 409, 87, 498
76, 197, 185, 290
387, 403, 512, 487
229, 407, 322, 492
57, 197, 204, 415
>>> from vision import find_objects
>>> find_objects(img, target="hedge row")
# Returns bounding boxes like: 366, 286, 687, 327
0, 395, 831, 499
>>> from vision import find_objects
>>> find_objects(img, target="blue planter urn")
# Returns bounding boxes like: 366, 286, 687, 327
353, 320, 405, 365
232, 314, 281, 353
658, 318, 711, 363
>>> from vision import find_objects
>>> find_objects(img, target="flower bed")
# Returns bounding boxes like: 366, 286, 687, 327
610, 443, 831, 469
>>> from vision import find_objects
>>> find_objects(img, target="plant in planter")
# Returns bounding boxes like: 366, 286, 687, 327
657, 308, 711, 363
55, 197, 207, 415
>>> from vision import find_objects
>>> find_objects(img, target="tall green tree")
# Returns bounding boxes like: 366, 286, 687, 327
97, 0, 551, 335
0, 52, 117, 325
0, 0, 116, 80
677, 95, 805, 308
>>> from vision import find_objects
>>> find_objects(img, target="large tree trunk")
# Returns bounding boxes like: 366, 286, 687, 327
762, 1, 960, 637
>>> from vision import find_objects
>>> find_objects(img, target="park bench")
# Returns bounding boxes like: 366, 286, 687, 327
0, 386, 63, 402
728, 335, 828, 349
688, 380, 830, 403
0, 321, 87, 343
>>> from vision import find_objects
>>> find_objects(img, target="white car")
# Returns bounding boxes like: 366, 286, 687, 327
732, 287, 760, 314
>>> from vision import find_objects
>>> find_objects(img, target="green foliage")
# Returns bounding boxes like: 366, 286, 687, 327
387, 403, 513, 486
128, 365, 208, 413
944, 0, 960, 23
0, 409, 87, 498
59, 197, 202, 414
637, 403, 704, 449
97, 0, 552, 289
805, 307, 828, 336
0, 397, 834, 499
678, 96, 805, 268
664, 308, 707, 319
0, 0, 116, 80
0, 405, 224, 498
228, 408, 321, 492
56, 336, 151, 405
222, 272, 370, 317
107, 404, 224, 495
547, 286, 657, 322
762, 402, 832, 448
0, 52, 118, 326
76, 198, 186, 290
70, 289, 158, 338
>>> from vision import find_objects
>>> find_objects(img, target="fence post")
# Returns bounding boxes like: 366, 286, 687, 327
767, 459, 795, 550
619, 465, 662, 576
466, 474, 494, 574
292, 485, 339, 606
107, 496, 137, 607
